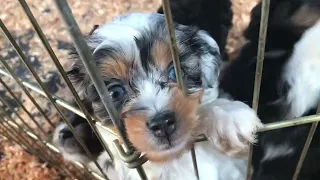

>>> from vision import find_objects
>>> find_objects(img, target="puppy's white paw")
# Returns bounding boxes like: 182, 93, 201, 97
198, 98, 263, 156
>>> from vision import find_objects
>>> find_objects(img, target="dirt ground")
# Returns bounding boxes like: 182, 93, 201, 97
0, 0, 259, 179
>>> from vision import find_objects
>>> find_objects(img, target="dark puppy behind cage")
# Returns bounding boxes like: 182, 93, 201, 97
220, 0, 320, 179
53, 99, 105, 164
157, 0, 233, 60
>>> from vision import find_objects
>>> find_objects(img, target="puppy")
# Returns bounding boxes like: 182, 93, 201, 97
52, 1, 262, 179
53, 98, 260, 180
219, 0, 320, 179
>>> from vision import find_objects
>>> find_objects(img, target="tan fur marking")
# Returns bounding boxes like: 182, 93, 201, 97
151, 41, 172, 70
123, 111, 152, 151
122, 88, 203, 163
147, 88, 202, 162
100, 58, 130, 80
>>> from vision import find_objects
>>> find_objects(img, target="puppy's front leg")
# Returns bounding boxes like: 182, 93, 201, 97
198, 98, 263, 156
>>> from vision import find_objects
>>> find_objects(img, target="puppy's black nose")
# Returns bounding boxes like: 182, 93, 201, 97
59, 128, 73, 140
147, 111, 176, 137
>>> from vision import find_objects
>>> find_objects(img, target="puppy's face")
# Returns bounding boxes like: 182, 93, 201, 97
53, 112, 103, 164
68, 13, 221, 161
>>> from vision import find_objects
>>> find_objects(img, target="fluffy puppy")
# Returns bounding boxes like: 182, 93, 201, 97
53, 98, 260, 180
52, 1, 262, 179
219, 0, 320, 179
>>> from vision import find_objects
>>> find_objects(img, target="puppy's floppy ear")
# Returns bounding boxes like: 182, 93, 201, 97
66, 27, 104, 99
196, 30, 222, 89
66, 47, 91, 99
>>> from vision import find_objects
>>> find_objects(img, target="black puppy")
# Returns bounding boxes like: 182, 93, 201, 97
157, 0, 233, 60
220, 0, 320, 179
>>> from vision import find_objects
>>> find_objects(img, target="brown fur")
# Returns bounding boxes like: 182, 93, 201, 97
291, 5, 320, 30
121, 87, 203, 162
151, 41, 172, 70
100, 58, 130, 80
146, 89, 203, 162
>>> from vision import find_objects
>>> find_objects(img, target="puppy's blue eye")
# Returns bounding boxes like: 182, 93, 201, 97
168, 68, 176, 82
108, 85, 126, 102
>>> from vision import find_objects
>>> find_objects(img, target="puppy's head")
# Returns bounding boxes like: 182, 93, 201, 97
67, 13, 221, 162
52, 105, 103, 164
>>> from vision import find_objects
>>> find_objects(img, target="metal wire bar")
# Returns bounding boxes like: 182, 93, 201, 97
162, 0, 199, 178
0, 24, 55, 129
0, 125, 54, 175
54, 1, 148, 179
1, 65, 320, 134
0, 23, 108, 179
0, 65, 117, 176
0, 91, 80, 176
0, 123, 50, 167
246, 0, 271, 179
259, 114, 320, 132
1, 1, 320, 179
0, 106, 57, 163
251, 1, 270, 111
0, 118, 79, 178
0, 96, 49, 141
0, 95, 77, 178
1, 57, 320, 178
54, 0, 130, 153
2, 117, 103, 180
17, 0, 114, 162
0, 121, 53, 170
292, 106, 320, 180
0, 78, 49, 137
0, 123, 28, 150
0, 114, 49, 162
1, 69, 320, 180
0, 66, 116, 136
0, 122, 29, 150
0, 57, 98, 174
0, 79, 86, 177
162, 0, 185, 94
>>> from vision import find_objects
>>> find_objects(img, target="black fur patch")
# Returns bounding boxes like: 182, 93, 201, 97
220, 0, 320, 179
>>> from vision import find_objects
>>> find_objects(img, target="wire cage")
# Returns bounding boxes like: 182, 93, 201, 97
0, 0, 319, 180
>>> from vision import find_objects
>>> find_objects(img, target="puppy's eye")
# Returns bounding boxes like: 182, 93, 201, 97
168, 67, 184, 82
108, 84, 126, 102
168, 67, 176, 81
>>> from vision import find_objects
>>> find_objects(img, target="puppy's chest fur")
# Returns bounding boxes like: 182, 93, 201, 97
94, 127, 247, 180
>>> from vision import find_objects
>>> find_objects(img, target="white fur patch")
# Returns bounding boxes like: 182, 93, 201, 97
283, 21, 320, 119
74, 119, 248, 180
92, 141, 247, 180
52, 123, 91, 164
137, 79, 172, 116
198, 98, 263, 156
201, 88, 219, 105
261, 144, 295, 162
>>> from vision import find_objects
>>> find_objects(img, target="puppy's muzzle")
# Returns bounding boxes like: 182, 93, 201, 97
147, 111, 176, 138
